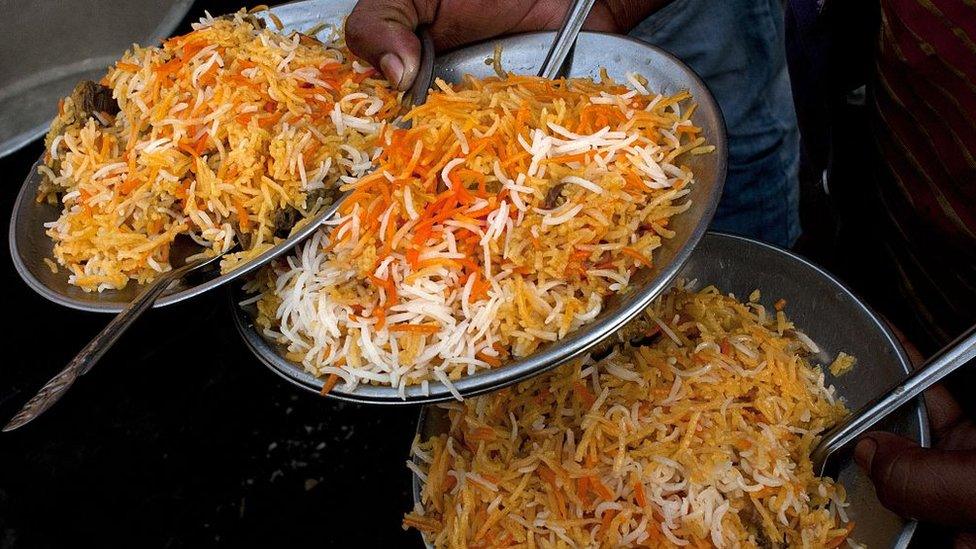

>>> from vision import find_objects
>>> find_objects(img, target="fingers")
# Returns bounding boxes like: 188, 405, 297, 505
344, 0, 668, 90
855, 431, 976, 527
345, 0, 619, 89
345, 0, 432, 89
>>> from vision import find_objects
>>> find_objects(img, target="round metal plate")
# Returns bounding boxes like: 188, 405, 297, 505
412, 232, 926, 548
7, 0, 359, 313
231, 28, 728, 404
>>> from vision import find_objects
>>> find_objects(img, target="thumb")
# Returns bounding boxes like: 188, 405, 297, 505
345, 0, 426, 90
856, 431, 976, 527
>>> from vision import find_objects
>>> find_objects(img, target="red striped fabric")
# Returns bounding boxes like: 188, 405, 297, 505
869, 0, 976, 345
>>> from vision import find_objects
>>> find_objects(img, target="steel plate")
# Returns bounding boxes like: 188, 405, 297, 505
0, 0, 193, 158
231, 26, 727, 403
8, 0, 360, 312
412, 232, 927, 548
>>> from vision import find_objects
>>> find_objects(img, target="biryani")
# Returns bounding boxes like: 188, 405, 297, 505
37, 9, 401, 291
251, 71, 713, 396
404, 285, 856, 548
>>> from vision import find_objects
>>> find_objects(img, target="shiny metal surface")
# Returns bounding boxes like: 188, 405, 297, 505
536, 0, 597, 79
8, 0, 365, 313
232, 28, 727, 404
3, 245, 224, 431
407, 27, 435, 107
412, 232, 927, 548
813, 322, 976, 474
0, 0, 193, 157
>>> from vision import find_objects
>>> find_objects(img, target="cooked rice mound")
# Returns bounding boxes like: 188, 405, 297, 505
254, 72, 713, 395
404, 286, 856, 548
38, 10, 400, 291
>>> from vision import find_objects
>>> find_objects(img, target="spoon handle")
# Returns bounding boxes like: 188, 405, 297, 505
537, 0, 597, 79
408, 27, 435, 107
3, 254, 221, 432
812, 322, 976, 472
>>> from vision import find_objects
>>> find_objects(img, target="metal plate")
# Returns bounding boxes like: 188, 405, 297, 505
7, 0, 360, 313
412, 232, 927, 548
0, 0, 193, 158
231, 28, 728, 404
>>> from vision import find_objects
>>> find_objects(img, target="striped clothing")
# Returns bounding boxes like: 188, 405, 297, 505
870, 0, 976, 347
786, 0, 976, 352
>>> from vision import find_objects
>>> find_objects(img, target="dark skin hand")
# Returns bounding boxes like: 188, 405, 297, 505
344, 0, 671, 89
855, 337, 976, 547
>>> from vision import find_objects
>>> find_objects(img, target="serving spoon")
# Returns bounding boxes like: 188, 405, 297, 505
537, 0, 597, 79
9, 27, 436, 313
429, 0, 594, 197
4, 236, 226, 431
3, 28, 437, 431
812, 322, 976, 474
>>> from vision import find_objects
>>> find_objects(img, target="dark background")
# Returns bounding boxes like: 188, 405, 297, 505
0, 2, 425, 548
0, 147, 423, 549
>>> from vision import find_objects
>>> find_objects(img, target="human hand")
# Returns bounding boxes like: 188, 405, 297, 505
855, 384, 976, 546
344, 0, 668, 89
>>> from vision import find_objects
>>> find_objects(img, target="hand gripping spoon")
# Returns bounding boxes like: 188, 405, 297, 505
811, 323, 976, 474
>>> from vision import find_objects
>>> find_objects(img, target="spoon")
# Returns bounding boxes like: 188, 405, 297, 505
4, 236, 227, 431
430, 0, 593, 197
812, 322, 976, 474
537, 0, 597, 79
8, 28, 436, 314
3, 28, 438, 431
405, 27, 435, 109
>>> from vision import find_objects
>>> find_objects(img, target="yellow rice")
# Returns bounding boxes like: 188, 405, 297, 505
405, 285, 855, 548
253, 71, 711, 396
38, 10, 400, 291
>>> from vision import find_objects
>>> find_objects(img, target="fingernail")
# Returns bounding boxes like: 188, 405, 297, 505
854, 437, 877, 471
379, 53, 405, 89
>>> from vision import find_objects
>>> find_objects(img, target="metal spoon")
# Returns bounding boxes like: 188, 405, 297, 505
3, 28, 438, 431
430, 0, 593, 197
812, 322, 976, 474
9, 28, 436, 314
537, 0, 597, 79
4, 236, 226, 431
405, 27, 435, 109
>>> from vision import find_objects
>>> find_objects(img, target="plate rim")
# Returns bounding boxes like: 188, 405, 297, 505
228, 29, 727, 403
9, 12, 726, 317
408, 231, 926, 548
6, 1, 354, 313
